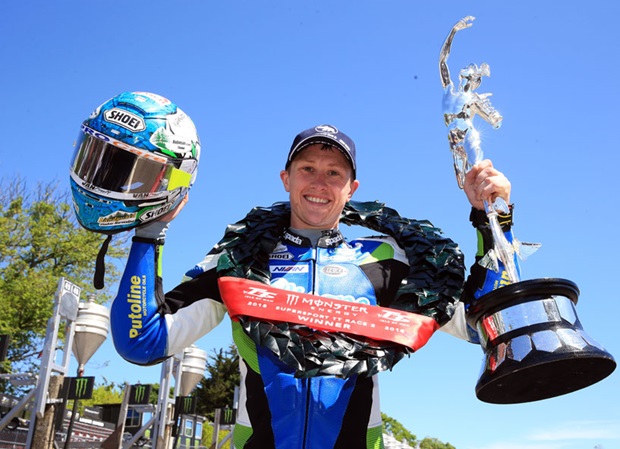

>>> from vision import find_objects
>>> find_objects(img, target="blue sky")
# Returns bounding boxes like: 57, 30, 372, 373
1, 2, 619, 448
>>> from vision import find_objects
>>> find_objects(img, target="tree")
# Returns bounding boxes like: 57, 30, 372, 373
194, 344, 240, 421
201, 424, 233, 449
79, 381, 158, 408
382, 413, 418, 446
419, 437, 456, 449
382, 413, 457, 449
74, 381, 124, 414
0, 178, 128, 379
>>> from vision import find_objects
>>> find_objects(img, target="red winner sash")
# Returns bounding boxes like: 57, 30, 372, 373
218, 276, 440, 351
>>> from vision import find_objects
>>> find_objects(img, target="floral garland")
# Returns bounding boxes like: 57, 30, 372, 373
215, 201, 465, 378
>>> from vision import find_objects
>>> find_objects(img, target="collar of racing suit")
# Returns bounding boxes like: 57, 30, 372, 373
282, 228, 345, 248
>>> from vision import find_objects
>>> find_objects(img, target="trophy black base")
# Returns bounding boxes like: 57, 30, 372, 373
468, 278, 616, 404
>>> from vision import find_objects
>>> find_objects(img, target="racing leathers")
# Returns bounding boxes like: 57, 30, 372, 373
110, 204, 516, 449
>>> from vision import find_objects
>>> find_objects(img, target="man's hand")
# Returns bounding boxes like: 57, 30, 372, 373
134, 195, 189, 240
463, 159, 511, 210
163, 194, 189, 223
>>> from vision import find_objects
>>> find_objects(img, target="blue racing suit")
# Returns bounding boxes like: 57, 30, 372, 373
110, 203, 516, 449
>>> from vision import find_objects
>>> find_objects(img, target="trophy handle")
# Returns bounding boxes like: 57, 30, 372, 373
484, 198, 520, 283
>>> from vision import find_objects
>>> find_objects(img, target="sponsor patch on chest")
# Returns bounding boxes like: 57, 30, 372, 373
321, 265, 348, 277
269, 265, 309, 273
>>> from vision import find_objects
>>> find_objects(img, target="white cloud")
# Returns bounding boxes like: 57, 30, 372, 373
461, 420, 620, 449
527, 419, 620, 441
472, 442, 567, 449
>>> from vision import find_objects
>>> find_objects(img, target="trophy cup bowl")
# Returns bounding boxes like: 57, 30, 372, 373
467, 278, 616, 404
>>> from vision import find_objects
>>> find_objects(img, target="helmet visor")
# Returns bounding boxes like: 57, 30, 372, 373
71, 130, 192, 198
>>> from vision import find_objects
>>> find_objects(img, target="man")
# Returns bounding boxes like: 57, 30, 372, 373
110, 124, 515, 449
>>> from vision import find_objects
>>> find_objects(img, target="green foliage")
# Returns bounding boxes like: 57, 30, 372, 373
419, 437, 456, 449
201, 423, 232, 449
87, 382, 124, 405
73, 381, 124, 413
382, 412, 418, 446
75, 381, 160, 417
382, 413, 456, 448
195, 344, 240, 421
0, 177, 128, 378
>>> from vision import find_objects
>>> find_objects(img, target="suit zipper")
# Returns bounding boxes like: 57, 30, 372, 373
311, 246, 318, 294
302, 377, 312, 449
302, 247, 319, 449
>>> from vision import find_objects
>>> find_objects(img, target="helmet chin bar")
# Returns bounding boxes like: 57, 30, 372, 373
69, 176, 186, 234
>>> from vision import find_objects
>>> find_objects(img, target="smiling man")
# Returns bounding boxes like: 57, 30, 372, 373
282, 126, 360, 230
111, 123, 516, 449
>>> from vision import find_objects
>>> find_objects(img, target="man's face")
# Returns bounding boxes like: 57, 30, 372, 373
280, 143, 359, 230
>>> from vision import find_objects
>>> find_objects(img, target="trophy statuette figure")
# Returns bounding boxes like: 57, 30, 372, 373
439, 16, 616, 404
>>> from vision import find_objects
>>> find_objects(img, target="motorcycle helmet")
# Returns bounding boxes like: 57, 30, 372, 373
70, 92, 200, 233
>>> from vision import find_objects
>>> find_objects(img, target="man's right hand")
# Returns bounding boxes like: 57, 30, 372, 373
134, 195, 188, 240
463, 160, 511, 211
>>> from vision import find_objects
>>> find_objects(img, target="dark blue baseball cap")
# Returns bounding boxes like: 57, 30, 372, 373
286, 124, 357, 179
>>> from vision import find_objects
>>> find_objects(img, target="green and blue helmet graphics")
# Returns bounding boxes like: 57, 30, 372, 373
70, 92, 200, 233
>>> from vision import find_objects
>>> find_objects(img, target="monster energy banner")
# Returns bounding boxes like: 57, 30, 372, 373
172, 396, 197, 437
175, 396, 197, 415
129, 384, 152, 405
66, 376, 95, 400
219, 407, 236, 425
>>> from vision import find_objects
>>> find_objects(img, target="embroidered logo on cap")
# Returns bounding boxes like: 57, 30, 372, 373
315, 125, 338, 135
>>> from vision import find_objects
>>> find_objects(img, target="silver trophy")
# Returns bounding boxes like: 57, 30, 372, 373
440, 16, 616, 404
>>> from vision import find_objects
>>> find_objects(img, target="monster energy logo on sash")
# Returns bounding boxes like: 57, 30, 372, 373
129, 384, 152, 405
66, 376, 95, 400
219, 407, 236, 425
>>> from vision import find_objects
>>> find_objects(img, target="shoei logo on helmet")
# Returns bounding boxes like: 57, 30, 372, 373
139, 203, 173, 222
104, 108, 146, 132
